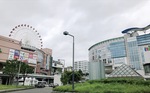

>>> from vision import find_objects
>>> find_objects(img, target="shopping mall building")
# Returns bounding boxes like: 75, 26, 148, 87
89, 26, 150, 79
0, 35, 53, 84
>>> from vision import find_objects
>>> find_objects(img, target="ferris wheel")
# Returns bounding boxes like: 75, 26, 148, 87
9, 24, 43, 49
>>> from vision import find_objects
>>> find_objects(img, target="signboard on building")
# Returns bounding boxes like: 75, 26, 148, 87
28, 53, 37, 64
127, 37, 137, 42
29, 53, 33, 59
141, 45, 150, 64
19, 51, 25, 61
14, 50, 20, 59
8, 49, 37, 64
144, 46, 150, 51
8, 49, 15, 60
28, 58, 36, 64
23, 52, 29, 62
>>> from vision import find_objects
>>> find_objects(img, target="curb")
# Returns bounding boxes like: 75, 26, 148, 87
0, 87, 35, 93
52, 91, 78, 93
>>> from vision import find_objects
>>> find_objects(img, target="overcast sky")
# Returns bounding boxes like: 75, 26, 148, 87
0, 0, 150, 67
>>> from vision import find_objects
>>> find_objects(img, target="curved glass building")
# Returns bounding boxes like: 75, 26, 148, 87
89, 31, 150, 78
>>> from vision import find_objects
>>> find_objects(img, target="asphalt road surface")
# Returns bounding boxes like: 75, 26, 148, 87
7, 87, 53, 93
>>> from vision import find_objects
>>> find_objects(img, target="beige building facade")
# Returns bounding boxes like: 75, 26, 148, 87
0, 35, 52, 75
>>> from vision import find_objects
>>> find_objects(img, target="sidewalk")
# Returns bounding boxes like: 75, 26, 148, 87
0, 87, 35, 93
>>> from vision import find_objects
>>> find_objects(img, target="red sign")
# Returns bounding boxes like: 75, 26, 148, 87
29, 53, 33, 59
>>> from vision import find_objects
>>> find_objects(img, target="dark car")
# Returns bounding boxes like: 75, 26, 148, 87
35, 81, 45, 88
49, 83, 54, 87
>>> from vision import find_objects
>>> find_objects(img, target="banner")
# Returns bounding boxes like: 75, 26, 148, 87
14, 50, 20, 59
144, 46, 150, 51
8, 49, 15, 60
33, 54, 37, 60
29, 53, 33, 59
23, 52, 29, 63
7, 49, 37, 64
19, 51, 25, 61
28, 58, 36, 64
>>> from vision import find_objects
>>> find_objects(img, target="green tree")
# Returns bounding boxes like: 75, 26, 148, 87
61, 71, 71, 85
78, 69, 83, 76
3, 59, 34, 85
3, 59, 20, 85
61, 71, 82, 85
74, 71, 82, 82
19, 62, 34, 85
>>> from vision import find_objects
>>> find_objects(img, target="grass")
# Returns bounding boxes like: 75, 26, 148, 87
0, 85, 33, 90
53, 78, 150, 93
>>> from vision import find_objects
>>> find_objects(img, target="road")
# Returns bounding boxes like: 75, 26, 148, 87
7, 87, 53, 93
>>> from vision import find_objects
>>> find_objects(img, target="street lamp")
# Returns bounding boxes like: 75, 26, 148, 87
17, 61, 21, 86
63, 31, 75, 91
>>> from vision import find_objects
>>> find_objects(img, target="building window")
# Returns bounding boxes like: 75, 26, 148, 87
92, 56, 94, 60
144, 65, 150, 74
103, 59, 106, 63
0, 48, 2, 53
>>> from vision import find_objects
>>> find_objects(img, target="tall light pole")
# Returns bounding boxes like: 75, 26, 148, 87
63, 31, 75, 91
17, 61, 21, 86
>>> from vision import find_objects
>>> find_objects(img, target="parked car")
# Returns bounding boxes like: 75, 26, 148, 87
49, 83, 54, 87
49, 83, 59, 88
35, 81, 46, 88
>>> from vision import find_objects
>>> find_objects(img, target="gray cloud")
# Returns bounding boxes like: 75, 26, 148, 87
0, 0, 150, 66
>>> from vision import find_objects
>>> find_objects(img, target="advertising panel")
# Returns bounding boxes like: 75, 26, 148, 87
19, 51, 25, 61
14, 50, 20, 59
28, 58, 37, 64
29, 53, 33, 59
7, 49, 37, 64
23, 52, 29, 63
143, 45, 150, 63
8, 49, 15, 60
33, 54, 37, 60
28, 53, 37, 64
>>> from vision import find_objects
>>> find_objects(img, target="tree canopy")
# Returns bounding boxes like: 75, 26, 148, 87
3, 59, 34, 85
61, 70, 83, 85
3, 59, 18, 77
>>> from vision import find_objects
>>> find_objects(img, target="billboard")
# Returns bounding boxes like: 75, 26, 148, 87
28, 53, 37, 64
142, 45, 150, 64
28, 58, 36, 64
8, 49, 15, 60
14, 50, 20, 59
29, 53, 33, 59
8, 49, 37, 64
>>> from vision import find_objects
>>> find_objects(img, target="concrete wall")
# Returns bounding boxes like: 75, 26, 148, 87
54, 74, 62, 86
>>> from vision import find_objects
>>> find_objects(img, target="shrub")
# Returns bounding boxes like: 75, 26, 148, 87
54, 78, 150, 93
